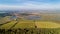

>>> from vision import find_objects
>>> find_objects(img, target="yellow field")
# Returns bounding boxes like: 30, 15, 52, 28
0, 19, 60, 29
35, 21, 60, 28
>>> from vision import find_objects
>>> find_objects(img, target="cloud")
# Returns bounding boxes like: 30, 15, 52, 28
0, 0, 60, 10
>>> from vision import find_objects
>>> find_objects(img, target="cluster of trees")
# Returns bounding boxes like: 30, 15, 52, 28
0, 13, 12, 17
0, 28, 60, 34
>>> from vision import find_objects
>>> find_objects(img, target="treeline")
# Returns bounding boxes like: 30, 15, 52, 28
0, 28, 60, 34
0, 13, 12, 17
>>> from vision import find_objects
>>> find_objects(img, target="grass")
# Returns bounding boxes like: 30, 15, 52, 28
0, 19, 60, 29
0, 16, 11, 24
35, 21, 60, 28
13, 19, 35, 29
0, 19, 60, 34
0, 20, 17, 29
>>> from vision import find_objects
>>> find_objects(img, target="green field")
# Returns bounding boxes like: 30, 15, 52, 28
0, 18, 60, 34
0, 20, 17, 29
0, 19, 60, 29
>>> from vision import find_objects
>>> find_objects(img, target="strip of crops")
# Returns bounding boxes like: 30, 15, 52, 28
0, 20, 17, 29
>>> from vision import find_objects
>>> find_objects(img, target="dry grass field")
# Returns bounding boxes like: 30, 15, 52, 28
35, 21, 60, 28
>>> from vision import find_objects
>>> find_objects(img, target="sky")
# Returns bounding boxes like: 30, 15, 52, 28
0, 0, 60, 10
